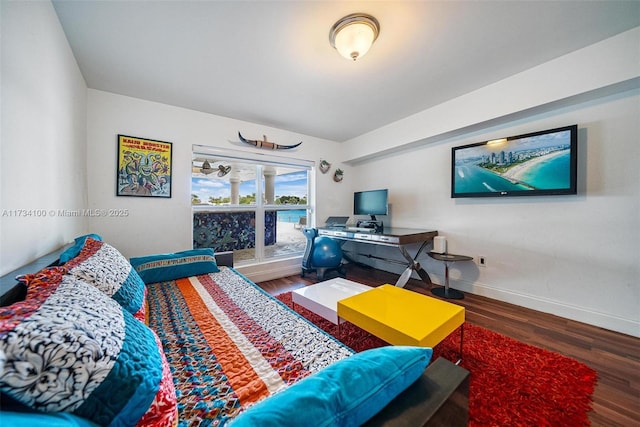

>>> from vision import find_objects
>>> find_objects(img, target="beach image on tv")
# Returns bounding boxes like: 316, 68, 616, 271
453, 129, 572, 194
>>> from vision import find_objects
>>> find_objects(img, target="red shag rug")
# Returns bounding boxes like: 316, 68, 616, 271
277, 292, 598, 426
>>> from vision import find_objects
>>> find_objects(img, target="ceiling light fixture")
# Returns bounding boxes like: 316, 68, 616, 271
200, 159, 214, 175
329, 13, 380, 61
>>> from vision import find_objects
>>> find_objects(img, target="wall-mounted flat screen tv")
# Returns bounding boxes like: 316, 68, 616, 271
354, 188, 388, 220
451, 125, 577, 198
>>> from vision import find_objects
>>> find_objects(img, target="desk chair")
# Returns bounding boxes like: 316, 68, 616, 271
301, 228, 346, 281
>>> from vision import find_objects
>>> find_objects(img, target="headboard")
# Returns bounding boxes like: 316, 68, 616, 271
0, 248, 233, 307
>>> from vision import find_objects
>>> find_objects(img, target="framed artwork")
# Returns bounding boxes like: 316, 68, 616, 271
117, 134, 172, 198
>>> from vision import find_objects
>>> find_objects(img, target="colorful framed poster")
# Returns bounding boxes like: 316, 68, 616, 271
117, 134, 172, 198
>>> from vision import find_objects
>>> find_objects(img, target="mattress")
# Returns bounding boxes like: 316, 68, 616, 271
146, 267, 353, 425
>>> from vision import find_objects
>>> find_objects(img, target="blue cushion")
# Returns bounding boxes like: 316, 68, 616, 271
59, 234, 102, 263
130, 248, 220, 284
231, 346, 433, 427
1, 411, 99, 427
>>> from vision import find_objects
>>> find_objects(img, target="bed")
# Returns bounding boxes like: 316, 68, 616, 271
0, 235, 469, 426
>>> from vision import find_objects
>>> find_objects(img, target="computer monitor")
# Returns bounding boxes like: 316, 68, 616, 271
353, 189, 388, 221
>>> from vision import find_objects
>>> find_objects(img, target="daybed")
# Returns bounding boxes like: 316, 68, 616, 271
0, 235, 469, 426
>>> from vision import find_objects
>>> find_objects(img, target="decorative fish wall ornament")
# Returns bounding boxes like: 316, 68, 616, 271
238, 132, 302, 150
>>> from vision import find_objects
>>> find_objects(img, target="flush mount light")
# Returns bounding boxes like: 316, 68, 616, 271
329, 13, 380, 61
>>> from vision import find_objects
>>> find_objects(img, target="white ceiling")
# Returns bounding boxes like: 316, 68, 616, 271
52, 1, 640, 142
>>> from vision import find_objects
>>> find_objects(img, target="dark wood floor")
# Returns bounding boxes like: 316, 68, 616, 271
257, 264, 640, 427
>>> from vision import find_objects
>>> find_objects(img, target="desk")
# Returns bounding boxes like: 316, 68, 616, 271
318, 227, 438, 288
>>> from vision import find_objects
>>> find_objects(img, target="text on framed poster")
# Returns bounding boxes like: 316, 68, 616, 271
117, 134, 172, 198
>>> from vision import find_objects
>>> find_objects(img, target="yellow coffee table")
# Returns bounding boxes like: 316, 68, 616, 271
337, 284, 465, 362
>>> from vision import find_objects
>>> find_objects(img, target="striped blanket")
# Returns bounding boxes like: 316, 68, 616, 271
146, 267, 353, 426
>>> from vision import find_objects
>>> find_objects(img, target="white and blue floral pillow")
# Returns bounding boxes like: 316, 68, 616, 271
0, 267, 177, 425
63, 237, 147, 322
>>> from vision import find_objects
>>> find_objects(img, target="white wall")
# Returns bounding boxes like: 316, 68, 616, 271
342, 27, 640, 164
86, 90, 350, 279
346, 89, 639, 337
86, 28, 639, 336
0, 1, 88, 276
3, 2, 636, 337
340, 29, 640, 337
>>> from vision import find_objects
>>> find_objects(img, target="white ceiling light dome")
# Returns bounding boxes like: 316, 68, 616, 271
329, 13, 380, 61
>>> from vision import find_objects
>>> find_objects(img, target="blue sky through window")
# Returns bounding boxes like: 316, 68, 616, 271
192, 171, 307, 202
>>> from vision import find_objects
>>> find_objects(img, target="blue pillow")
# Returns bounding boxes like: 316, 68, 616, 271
59, 233, 102, 263
231, 346, 433, 427
1, 411, 99, 427
130, 248, 220, 284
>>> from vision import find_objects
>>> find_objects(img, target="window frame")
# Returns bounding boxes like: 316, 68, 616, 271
192, 145, 314, 264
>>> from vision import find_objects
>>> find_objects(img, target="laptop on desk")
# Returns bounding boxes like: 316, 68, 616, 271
325, 216, 349, 228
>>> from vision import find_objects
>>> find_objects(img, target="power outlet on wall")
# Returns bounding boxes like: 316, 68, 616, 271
476, 256, 487, 267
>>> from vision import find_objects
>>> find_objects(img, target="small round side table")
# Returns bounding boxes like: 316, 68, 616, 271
428, 252, 473, 300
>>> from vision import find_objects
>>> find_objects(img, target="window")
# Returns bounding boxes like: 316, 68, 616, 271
192, 145, 313, 264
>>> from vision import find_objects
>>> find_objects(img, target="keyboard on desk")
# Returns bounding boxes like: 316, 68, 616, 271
346, 226, 376, 232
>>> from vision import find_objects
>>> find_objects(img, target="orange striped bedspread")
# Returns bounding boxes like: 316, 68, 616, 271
146, 267, 353, 426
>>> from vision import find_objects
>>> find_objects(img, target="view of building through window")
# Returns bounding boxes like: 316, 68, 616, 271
192, 151, 311, 264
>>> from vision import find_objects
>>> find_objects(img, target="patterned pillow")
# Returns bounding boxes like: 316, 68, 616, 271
0, 267, 177, 426
130, 248, 220, 284
64, 237, 146, 322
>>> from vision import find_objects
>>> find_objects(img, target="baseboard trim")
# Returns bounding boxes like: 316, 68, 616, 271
238, 259, 639, 338
457, 279, 639, 338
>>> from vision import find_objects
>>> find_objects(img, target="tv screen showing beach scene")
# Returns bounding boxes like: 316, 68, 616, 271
451, 125, 577, 198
